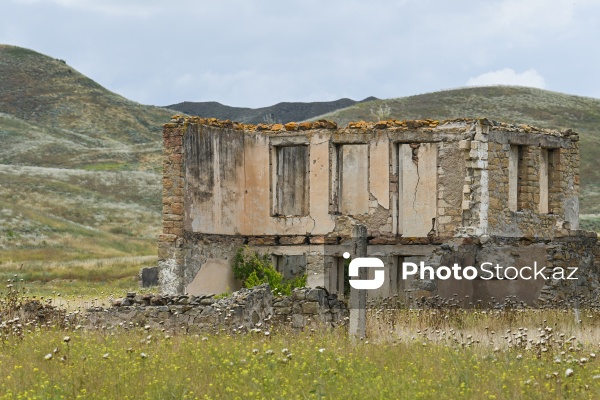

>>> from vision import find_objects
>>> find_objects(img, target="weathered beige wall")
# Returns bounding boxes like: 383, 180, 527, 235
339, 144, 369, 215
242, 133, 271, 234
398, 143, 438, 237
276, 145, 309, 216
369, 134, 390, 210
184, 126, 245, 235
187, 129, 327, 236
180, 122, 581, 241
186, 259, 242, 296
308, 132, 336, 235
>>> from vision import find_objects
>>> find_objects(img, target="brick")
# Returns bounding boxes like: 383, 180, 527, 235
279, 236, 306, 245
171, 228, 183, 236
164, 214, 183, 221
309, 236, 325, 244
159, 234, 177, 243
171, 203, 184, 215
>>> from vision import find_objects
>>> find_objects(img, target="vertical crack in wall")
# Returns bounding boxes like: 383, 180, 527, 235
308, 214, 316, 235
411, 144, 420, 212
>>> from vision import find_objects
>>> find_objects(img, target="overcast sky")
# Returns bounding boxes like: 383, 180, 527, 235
1, 0, 600, 108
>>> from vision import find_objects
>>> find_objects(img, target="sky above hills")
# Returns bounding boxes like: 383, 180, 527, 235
1, 0, 599, 108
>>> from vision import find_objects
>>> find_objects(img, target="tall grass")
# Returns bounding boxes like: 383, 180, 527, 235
2, 279, 600, 398
1, 315, 600, 399
0, 256, 157, 300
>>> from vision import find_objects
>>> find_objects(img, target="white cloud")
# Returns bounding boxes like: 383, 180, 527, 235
466, 68, 546, 89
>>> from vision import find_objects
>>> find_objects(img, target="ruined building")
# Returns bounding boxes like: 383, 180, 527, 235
158, 116, 599, 305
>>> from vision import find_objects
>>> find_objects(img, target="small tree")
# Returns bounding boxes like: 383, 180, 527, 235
232, 246, 306, 295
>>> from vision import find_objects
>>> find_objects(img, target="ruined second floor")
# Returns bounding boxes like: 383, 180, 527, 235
161, 117, 581, 242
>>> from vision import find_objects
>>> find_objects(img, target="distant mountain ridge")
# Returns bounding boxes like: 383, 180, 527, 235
165, 97, 379, 124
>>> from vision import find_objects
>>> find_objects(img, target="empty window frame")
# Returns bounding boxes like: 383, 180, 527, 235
539, 148, 561, 214
547, 149, 560, 214
273, 145, 309, 216
330, 144, 369, 215
272, 254, 307, 280
509, 145, 531, 211
396, 143, 437, 236
328, 256, 349, 297
539, 149, 549, 213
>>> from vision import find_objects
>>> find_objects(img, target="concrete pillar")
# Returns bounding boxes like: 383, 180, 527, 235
349, 224, 367, 339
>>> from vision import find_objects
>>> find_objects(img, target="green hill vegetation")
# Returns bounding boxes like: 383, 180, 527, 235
0, 45, 172, 268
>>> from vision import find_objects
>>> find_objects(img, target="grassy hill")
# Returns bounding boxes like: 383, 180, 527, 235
166, 97, 379, 124
0, 45, 171, 145
0, 45, 172, 267
312, 86, 600, 231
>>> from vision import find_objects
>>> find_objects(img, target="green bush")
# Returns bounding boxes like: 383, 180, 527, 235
232, 246, 306, 295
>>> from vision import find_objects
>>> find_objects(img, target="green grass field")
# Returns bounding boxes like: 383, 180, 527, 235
2, 300, 600, 399
1, 258, 600, 399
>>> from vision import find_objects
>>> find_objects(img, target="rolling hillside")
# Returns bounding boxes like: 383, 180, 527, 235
0, 45, 172, 265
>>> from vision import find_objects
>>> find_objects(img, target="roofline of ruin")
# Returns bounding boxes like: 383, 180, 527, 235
165, 115, 578, 138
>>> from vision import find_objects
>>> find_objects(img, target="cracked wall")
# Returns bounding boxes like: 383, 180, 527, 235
398, 142, 437, 237
158, 116, 597, 303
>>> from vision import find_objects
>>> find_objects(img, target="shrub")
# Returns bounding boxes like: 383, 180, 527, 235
232, 246, 306, 295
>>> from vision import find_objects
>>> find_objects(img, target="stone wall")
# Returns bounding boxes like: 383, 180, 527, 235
158, 122, 185, 294
86, 285, 348, 332
400, 233, 599, 305
469, 124, 580, 238
540, 232, 600, 302
158, 115, 596, 305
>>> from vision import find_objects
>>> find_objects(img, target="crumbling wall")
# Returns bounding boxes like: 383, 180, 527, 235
401, 234, 599, 306
176, 118, 474, 242
182, 233, 245, 295
87, 285, 347, 332
436, 136, 467, 236
158, 122, 185, 294
159, 116, 594, 301
184, 125, 245, 235
539, 232, 599, 302
472, 124, 580, 238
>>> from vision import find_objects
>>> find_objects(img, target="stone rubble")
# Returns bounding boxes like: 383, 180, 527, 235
86, 284, 348, 332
